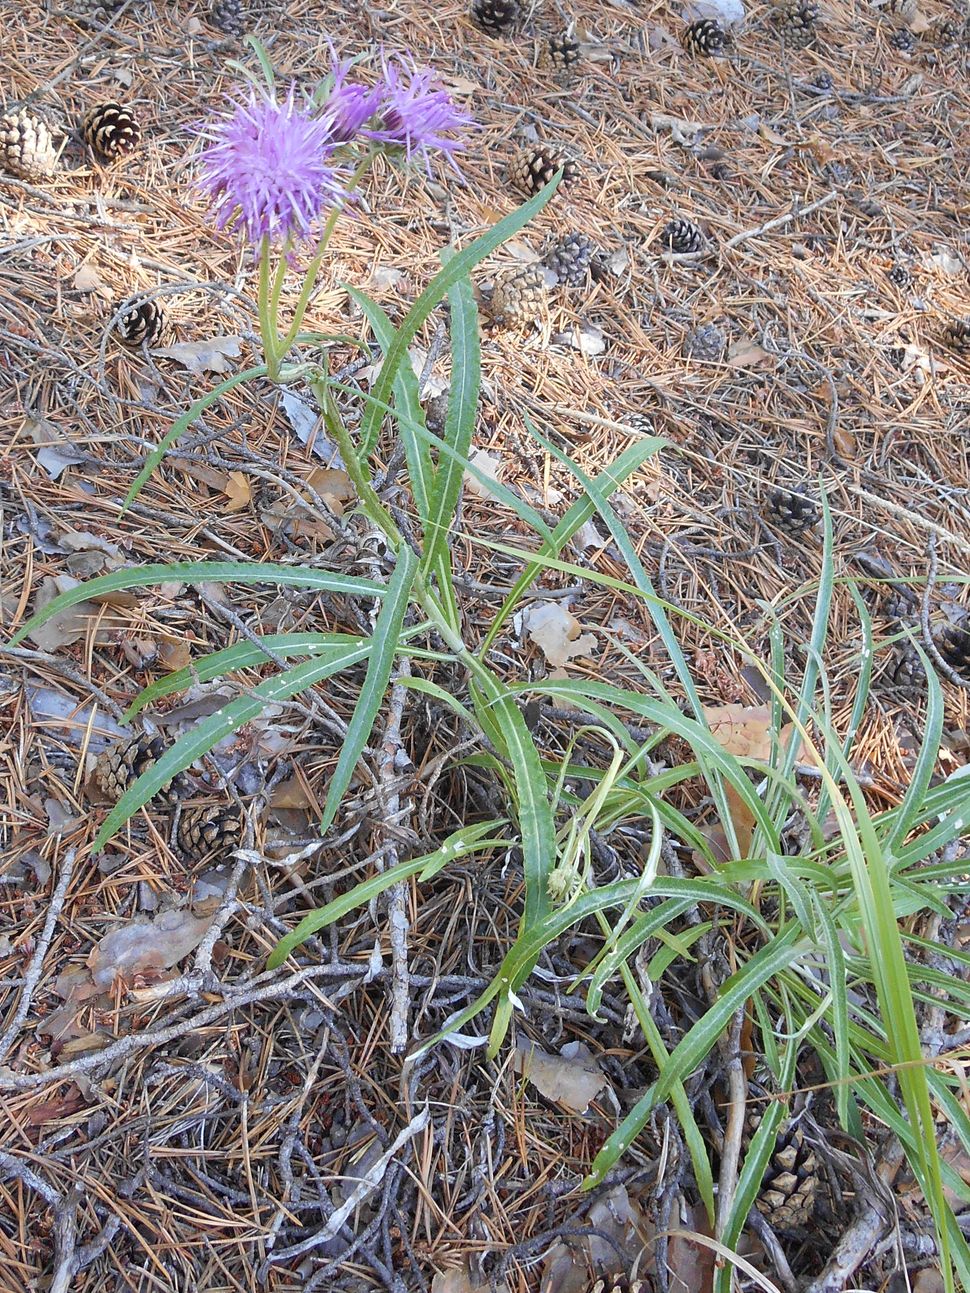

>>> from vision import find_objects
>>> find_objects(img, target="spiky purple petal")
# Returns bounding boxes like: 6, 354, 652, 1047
368, 56, 473, 177
195, 87, 348, 244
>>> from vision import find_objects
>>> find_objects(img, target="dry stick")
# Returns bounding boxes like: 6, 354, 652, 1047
0, 849, 76, 1066
0, 962, 359, 1093
723, 192, 839, 251
379, 662, 414, 1054
0, 1155, 87, 1293
800, 1139, 907, 1293
715, 1009, 748, 1243
0, 647, 126, 722
921, 533, 970, 691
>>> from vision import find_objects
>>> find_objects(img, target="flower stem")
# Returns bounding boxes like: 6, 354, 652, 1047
275, 153, 377, 364
257, 236, 282, 381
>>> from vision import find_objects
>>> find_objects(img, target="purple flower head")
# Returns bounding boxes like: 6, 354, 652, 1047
321, 52, 384, 144
368, 56, 473, 177
195, 86, 348, 245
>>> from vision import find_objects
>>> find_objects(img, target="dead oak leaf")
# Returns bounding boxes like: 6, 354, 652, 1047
154, 335, 242, 374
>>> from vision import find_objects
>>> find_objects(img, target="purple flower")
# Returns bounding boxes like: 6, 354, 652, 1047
321, 54, 384, 143
195, 87, 348, 244
368, 56, 473, 177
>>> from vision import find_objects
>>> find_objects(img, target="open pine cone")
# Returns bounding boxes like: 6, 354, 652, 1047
93, 733, 174, 803
0, 109, 57, 181
176, 803, 245, 862
82, 101, 141, 161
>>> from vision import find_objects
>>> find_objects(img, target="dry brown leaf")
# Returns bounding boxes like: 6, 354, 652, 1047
758, 121, 788, 146
179, 461, 229, 491
72, 264, 106, 294
514, 1041, 609, 1113
154, 335, 242, 374
463, 448, 503, 499
159, 635, 194, 672
223, 470, 252, 512
832, 425, 856, 458
523, 602, 597, 668
725, 337, 773, 369
701, 703, 802, 854
88, 907, 215, 989
432, 1264, 509, 1293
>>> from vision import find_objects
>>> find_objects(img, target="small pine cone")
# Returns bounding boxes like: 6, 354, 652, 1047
115, 299, 166, 348
508, 145, 580, 197
887, 642, 926, 699
812, 69, 834, 89
888, 0, 918, 19
82, 102, 141, 162
543, 32, 582, 71
660, 217, 703, 254
490, 264, 547, 326
683, 322, 725, 363
588, 1276, 650, 1293
932, 15, 962, 44
622, 413, 655, 436
941, 318, 970, 354
883, 588, 917, 622
93, 733, 168, 803
544, 231, 595, 287
889, 27, 916, 51
423, 393, 449, 436
209, 0, 246, 34
682, 17, 727, 54
0, 109, 57, 182
755, 1121, 818, 1230
765, 486, 821, 535
888, 262, 911, 287
933, 622, 970, 680
470, 0, 520, 34
774, 0, 820, 46
886, 345, 906, 368
177, 803, 245, 862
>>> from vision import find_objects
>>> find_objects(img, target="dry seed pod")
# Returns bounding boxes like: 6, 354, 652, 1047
0, 109, 57, 181
508, 145, 580, 197
82, 101, 141, 162
115, 299, 166, 348
176, 803, 245, 861
489, 263, 547, 326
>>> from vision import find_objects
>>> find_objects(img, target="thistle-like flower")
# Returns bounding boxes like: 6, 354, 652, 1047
321, 55, 384, 143
369, 56, 472, 177
195, 86, 348, 244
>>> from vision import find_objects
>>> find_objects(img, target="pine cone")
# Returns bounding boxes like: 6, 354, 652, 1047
508, 145, 580, 197
543, 33, 582, 71
888, 0, 918, 18
489, 263, 547, 326
209, 0, 246, 34
887, 642, 926, 699
622, 413, 655, 436
684, 322, 725, 363
682, 17, 727, 54
470, 0, 520, 34
933, 622, 970, 680
941, 318, 970, 354
588, 1276, 649, 1293
423, 393, 449, 437
755, 1120, 818, 1230
660, 217, 703, 254
932, 15, 962, 44
889, 27, 916, 51
82, 102, 141, 162
93, 733, 168, 803
774, 0, 820, 46
888, 262, 911, 288
115, 299, 166, 348
765, 486, 820, 535
544, 231, 595, 287
0, 109, 57, 182
812, 69, 834, 89
177, 803, 244, 862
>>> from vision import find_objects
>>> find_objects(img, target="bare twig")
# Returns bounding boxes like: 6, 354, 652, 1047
921, 533, 970, 690
378, 662, 414, 1054
0, 849, 76, 1065
724, 192, 839, 251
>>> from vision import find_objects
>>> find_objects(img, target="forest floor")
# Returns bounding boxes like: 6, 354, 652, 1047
1, 0, 969, 1289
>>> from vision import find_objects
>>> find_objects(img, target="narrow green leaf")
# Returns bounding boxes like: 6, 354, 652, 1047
357, 177, 561, 459
10, 562, 384, 649
266, 819, 508, 968
319, 545, 418, 833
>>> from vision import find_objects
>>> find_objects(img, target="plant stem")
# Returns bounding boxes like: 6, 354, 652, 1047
257, 236, 281, 380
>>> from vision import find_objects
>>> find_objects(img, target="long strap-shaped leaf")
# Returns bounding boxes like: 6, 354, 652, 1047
357, 176, 561, 459
421, 272, 481, 609
9, 562, 385, 649
348, 288, 434, 527
93, 637, 386, 849
319, 544, 418, 833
